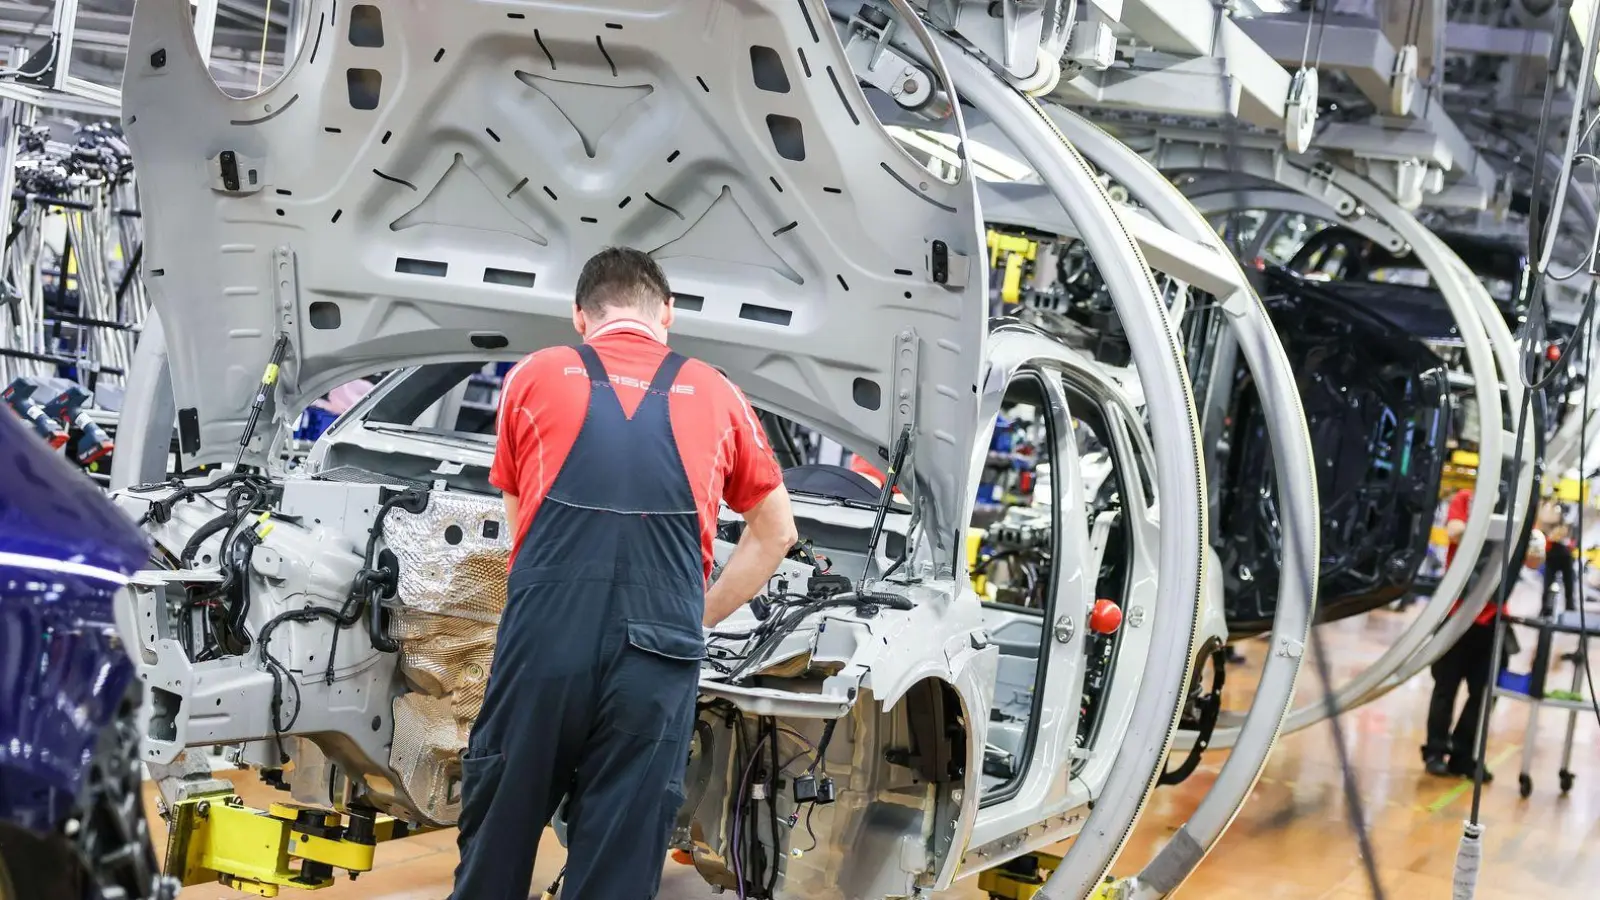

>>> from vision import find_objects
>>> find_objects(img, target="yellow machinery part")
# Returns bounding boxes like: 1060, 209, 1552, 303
1001, 254, 1025, 305
977, 852, 1128, 900
977, 851, 1063, 900
163, 792, 424, 895
986, 230, 1037, 306
1550, 475, 1589, 504
967, 527, 990, 597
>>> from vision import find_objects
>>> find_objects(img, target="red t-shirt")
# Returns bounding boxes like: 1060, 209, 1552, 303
489, 320, 783, 581
1442, 489, 1497, 626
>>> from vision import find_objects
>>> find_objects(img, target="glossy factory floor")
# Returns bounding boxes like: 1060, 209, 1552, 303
151, 572, 1600, 900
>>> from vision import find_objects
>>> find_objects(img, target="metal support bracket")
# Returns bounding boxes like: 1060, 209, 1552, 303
210, 149, 269, 194
843, 14, 947, 117
890, 328, 920, 460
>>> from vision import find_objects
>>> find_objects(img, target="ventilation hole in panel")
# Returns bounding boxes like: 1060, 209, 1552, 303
543, 186, 558, 200
346, 68, 382, 109
696, 75, 709, 92
349, 4, 383, 47
766, 115, 805, 161
470, 333, 510, 349
596, 36, 617, 77
667, 150, 681, 163
324, 126, 342, 133
853, 378, 882, 411
486, 127, 501, 142
773, 221, 798, 237
331, 209, 343, 223
836, 274, 849, 291
644, 193, 683, 219
535, 30, 556, 69
433, 48, 446, 63
672, 293, 704, 312
824, 186, 842, 194
308, 301, 342, 329
372, 169, 416, 190
605, 22, 623, 29
739, 303, 792, 326
509, 177, 529, 197
795, 0, 820, 42
381, 130, 392, 144
894, 268, 914, 276
825, 66, 859, 125
750, 46, 790, 93
769, 176, 783, 192
798, 47, 812, 78
580, 216, 598, 223
618, 196, 632, 208
396, 257, 448, 277
484, 268, 537, 288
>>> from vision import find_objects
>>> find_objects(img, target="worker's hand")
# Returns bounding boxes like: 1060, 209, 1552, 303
1524, 529, 1547, 569
704, 486, 798, 628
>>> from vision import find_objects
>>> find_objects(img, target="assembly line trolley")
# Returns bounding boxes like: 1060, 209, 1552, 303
1494, 606, 1599, 798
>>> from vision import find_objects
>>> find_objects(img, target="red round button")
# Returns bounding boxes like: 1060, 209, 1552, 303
1089, 598, 1123, 635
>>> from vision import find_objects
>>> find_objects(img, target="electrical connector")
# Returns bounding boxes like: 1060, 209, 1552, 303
792, 774, 817, 803
749, 595, 771, 621
815, 777, 836, 804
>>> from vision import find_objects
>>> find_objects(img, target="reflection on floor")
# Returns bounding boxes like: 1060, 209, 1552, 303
156, 572, 1600, 899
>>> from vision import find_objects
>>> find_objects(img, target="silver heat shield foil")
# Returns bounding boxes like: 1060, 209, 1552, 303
381, 490, 510, 824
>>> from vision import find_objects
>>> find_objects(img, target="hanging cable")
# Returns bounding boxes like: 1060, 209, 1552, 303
255, 0, 276, 96
1572, 296, 1600, 728
1456, 20, 1600, 892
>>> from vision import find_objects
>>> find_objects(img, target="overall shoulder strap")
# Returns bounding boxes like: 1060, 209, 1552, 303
574, 343, 610, 385
648, 351, 689, 394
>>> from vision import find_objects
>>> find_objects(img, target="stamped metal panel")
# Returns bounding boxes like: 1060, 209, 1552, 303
121, 0, 987, 560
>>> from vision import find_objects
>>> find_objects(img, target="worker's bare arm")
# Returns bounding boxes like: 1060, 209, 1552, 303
704, 486, 798, 627
1446, 519, 1467, 543
503, 493, 519, 530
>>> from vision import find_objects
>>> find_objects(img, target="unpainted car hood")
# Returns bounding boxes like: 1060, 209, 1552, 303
120, 0, 989, 545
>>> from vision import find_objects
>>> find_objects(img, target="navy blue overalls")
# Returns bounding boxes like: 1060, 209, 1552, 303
451, 343, 704, 899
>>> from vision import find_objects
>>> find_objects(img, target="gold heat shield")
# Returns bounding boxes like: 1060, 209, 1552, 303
381, 490, 510, 825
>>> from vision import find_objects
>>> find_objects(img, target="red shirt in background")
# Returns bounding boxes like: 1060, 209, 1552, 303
1442, 488, 1498, 626
489, 320, 784, 580
1444, 488, 1472, 568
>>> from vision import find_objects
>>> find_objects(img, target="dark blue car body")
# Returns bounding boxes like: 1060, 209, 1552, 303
0, 405, 148, 836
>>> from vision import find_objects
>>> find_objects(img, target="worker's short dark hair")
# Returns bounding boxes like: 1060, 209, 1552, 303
574, 247, 671, 316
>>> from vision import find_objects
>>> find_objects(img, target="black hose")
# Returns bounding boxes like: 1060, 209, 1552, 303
179, 511, 235, 567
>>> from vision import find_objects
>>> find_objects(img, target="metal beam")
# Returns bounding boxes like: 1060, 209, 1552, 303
1118, 0, 1214, 57
1235, 14, 1398, 111
1445, 22, 1555, 58
1052, 32, 1290, 129
1045, 0, 1297, 126
0, 77, 116, 115
1233, 13, 1498, 193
